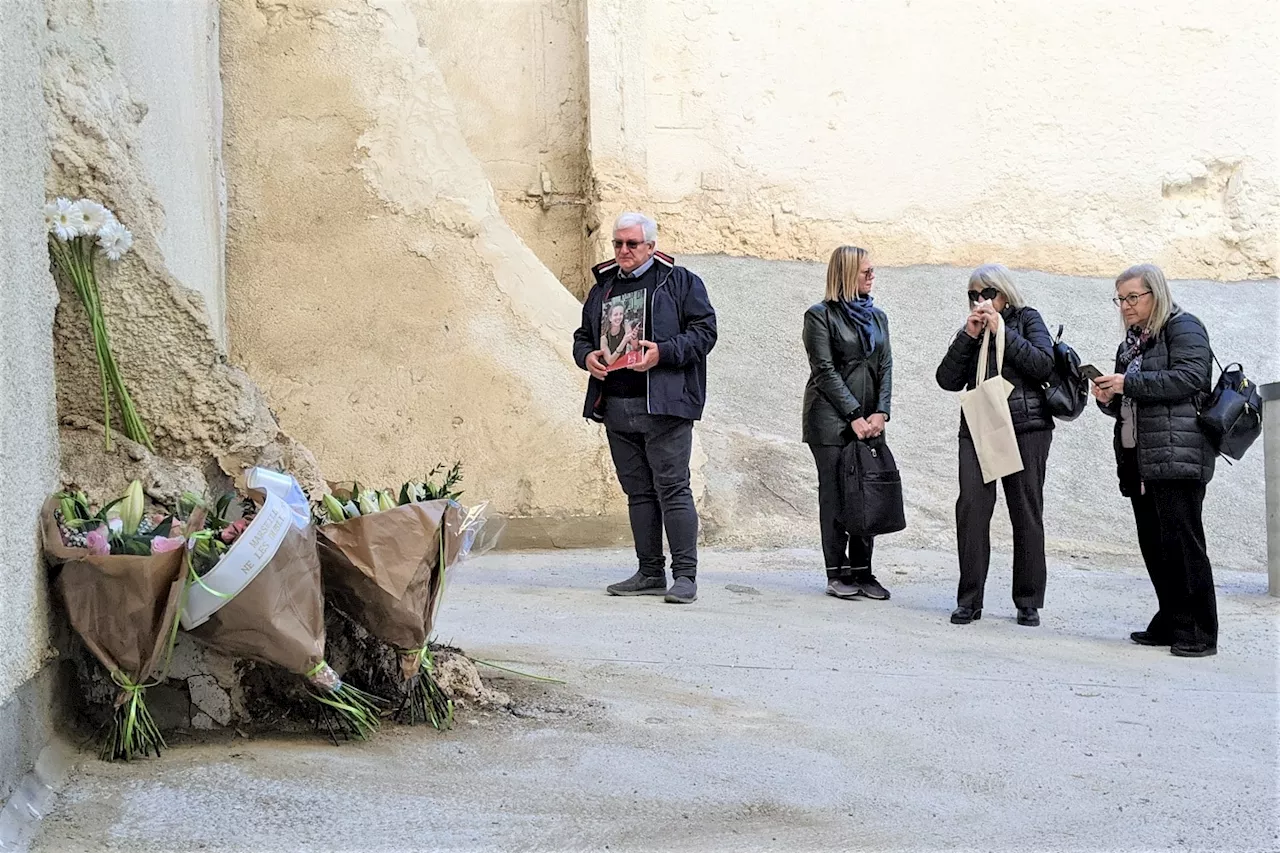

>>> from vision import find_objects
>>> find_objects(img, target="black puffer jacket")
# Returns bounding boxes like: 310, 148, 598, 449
801, 302, 893, 446
1098, 310, 1215, 492
935, 305, 1055, 437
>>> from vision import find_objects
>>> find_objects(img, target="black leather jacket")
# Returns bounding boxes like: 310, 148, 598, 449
801, 301, 893, 446
935, 305, 1055, 437
1097, 309, 1215, 492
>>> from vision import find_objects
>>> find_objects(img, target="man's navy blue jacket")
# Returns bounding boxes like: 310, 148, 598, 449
572, 252, 718, 422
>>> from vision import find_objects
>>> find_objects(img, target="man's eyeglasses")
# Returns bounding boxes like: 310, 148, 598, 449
613, 239, 649, 250
967, 287, 999, 303
1112, 291, 1152, 307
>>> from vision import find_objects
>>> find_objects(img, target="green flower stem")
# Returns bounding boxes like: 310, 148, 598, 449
49, 235, 153, 451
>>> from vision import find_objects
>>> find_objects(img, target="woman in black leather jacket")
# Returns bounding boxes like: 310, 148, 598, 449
802, 246, 893, 602
936, 264, 1055, 627
1092, 264, 1217, 657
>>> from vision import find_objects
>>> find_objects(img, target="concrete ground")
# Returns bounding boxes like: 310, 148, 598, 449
30, 547, 1279, 852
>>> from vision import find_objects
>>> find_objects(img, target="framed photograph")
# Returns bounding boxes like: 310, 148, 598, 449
600, 291, 646, 372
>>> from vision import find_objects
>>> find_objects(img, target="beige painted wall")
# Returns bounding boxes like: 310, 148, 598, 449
417, 0, 593, 295
0, 0, 59, 711
587, 0, 1279, 281
221, 0, 628, 538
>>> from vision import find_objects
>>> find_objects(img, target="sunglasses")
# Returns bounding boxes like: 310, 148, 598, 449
613, 240, 649, 250
967, 287, 999, 303
861, 267, 875, 277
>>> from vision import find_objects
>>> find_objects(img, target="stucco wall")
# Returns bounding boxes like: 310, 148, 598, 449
221, 0, 628, 539
98, 0, 227, 346
0, 0, 60, 799
417, 0, 592, 295
586, 0, 1279, 281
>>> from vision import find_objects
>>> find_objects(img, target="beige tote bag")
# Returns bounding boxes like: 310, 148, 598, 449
958, 315, 1024, 483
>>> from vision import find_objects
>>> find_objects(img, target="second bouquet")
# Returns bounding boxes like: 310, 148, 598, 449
177, 468, 382, 741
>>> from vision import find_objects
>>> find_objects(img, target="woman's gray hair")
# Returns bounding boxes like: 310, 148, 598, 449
968, 264, 1026, 309
1115, 263, 1175, 334
613, 212, 658, 243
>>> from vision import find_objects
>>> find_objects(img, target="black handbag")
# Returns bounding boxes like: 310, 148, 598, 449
1044, 325, 1089, 421
839, 436, 907, 537
1199, 358, 1262, 461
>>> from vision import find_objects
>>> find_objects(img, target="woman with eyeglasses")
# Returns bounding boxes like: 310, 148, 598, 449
802, 246, 893, 601
1092, 264, 1217, 657
936, 264, 1055, 627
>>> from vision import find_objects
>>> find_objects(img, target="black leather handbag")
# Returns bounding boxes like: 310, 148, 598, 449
1199, 359, 1262, 461
1044, 325, 1089, 421
839, 436, 906, 537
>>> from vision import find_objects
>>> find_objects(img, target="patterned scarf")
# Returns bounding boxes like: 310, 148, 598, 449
1119, 325, 1151, 378
836, 295, 882, 354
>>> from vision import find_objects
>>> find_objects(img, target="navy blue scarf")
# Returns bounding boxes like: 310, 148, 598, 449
836, 296, 882, 354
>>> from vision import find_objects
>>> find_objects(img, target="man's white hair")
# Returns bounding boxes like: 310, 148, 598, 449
613, 212, 657, 243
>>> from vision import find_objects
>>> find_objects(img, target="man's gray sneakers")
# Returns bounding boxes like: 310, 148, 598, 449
607, 571, 667, 596
825, 578, 860, 599
665, 576, 697, 604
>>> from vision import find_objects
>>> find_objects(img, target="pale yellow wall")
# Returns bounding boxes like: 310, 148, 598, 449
587, 0, 1279, 281
221, 0, 629, 537
417, 0, 592, 294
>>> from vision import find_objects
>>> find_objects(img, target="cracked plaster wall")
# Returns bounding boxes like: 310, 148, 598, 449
221, 0, 631, 543
586, 0, 1279, 281
44, 0, 322, 501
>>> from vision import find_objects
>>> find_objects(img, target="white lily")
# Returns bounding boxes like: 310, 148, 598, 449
357, 490, 380, 516
343, 500, 361, 518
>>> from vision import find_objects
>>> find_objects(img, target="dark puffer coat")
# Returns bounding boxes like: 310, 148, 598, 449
801, 302, 893, 446
1098, 309, 1215, 493
935, 305, 1055, 437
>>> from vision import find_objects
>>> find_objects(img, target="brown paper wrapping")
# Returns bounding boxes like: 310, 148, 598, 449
317, 500, 462, 659
187, 520, 326, 676
41, 497, 186, 684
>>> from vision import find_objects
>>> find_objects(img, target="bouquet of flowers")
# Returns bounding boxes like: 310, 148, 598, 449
44, 197, 150, 451
176, 468, 382, 742
41, 481, 188, 760
316, 464, 489, 728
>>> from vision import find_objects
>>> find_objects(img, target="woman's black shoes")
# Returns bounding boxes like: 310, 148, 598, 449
1016, 607, 1040, 627
950, 607, 981, 624
1130, 630, 1171, 646
1170, 642, 1217, 658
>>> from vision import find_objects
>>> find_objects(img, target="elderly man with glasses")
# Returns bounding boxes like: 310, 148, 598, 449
573, 212, 718, 604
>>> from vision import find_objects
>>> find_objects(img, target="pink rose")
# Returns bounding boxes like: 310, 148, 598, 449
84, 528, 110, 556
220, 526, 237, 543
150, 535, 185, 554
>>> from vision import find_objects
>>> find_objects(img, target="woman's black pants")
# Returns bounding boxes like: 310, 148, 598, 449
1127, 475, 1217, 647
809, 444, 874, 578
955, 429, 1052, 610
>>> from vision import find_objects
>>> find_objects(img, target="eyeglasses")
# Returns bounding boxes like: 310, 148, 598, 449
1112, 291, 1152, 307
613, 240, 649, 250
860, 267, 875, 277
967, 287, 999, 303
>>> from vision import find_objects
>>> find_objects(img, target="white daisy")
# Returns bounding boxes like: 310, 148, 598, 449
47, 198, 79, 241
96, 219, 134, 261
75, 199, 113, 236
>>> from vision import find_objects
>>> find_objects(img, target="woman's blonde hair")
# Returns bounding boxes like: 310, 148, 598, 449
825, 245, 869, 302
1115, 263, 1175, 334
968, 264, 1026, 309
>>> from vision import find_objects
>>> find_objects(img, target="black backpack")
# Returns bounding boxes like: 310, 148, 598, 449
1044, 325, 1089, 421
1199, 357, 1262, 461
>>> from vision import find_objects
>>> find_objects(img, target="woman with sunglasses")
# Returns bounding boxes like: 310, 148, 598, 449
802, 246, 893, 601
1092, 264, 1217, 657
936, 264, 1055, 627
